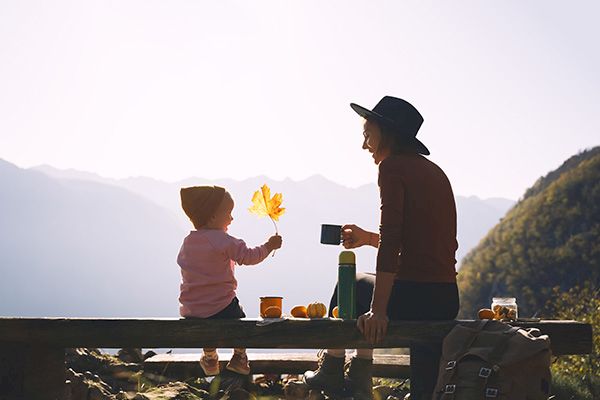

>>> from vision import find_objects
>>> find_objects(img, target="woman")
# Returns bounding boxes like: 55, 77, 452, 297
304, 96, 459, 400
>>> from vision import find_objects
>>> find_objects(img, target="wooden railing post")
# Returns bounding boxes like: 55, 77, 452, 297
0, 345, 65, 400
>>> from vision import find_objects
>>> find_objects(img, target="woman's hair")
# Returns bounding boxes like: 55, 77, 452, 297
376, 120, 419, 154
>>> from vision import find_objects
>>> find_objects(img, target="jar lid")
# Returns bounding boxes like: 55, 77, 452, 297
492, 297, 516, 302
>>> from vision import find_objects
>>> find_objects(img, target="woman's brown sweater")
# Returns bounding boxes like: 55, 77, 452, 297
376, 153, 458, 283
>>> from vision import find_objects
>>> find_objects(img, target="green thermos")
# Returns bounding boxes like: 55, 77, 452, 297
338, 251, 356, 319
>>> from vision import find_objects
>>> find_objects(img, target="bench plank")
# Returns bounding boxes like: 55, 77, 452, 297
144, 352, 411, 378
0, 318, 592, 355
0, 317, 592, 400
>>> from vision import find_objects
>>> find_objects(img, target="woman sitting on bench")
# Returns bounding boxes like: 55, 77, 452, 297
304, 96, 460, 400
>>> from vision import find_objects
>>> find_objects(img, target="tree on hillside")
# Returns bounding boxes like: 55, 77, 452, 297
458, 147, 600, 318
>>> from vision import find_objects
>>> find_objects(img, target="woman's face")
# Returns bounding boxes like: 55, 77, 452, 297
362, 119, 389, 164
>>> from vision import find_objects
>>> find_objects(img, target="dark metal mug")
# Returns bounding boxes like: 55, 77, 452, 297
320, 224, 342, 245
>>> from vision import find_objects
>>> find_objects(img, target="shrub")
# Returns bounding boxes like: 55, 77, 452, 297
545, 284, 599, 398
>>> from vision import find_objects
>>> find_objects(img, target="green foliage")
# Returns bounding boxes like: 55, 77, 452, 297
458, 146, 600, 397
458, 147, 600, 318
546, 284, 600, 398
552, 373, 594, 400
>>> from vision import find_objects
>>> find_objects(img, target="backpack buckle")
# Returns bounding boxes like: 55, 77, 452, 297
479, 367, 492, 378
444, 384, 456, 394
445, 361, 456, 370
485, 388, 498, 397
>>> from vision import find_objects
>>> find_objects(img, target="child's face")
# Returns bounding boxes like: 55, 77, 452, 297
206, 192, 234, 231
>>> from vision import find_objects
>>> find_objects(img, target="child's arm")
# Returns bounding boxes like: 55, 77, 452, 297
226, 234, 282, 265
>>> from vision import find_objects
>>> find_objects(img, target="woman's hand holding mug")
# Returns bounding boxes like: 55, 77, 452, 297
341, 224, 375, 249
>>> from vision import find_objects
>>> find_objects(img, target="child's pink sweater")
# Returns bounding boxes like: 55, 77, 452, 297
177, 229, 269, 318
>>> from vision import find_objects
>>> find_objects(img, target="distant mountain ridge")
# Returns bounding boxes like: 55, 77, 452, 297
0, 159, 183, 317
458, 147, 600, 318
1, 159, 513, 318
32, 164, 514, 264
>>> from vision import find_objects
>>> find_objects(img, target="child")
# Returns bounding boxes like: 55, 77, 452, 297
177, 185, 283, 376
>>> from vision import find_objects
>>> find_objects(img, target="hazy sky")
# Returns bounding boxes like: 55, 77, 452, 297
1, 1, 598, 199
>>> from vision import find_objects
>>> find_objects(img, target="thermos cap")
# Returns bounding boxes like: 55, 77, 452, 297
339, 250, 356, 264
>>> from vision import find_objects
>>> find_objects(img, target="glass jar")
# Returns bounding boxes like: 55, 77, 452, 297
491, 297, 518, 320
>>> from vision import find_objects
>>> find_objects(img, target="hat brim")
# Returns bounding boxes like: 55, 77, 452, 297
350, 102, 430, 155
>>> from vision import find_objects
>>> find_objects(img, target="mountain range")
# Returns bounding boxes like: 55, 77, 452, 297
0, 159, 513, 318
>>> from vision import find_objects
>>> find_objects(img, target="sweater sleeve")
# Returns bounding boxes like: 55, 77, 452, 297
376, 160, 404, 274
224, 235, 270, 266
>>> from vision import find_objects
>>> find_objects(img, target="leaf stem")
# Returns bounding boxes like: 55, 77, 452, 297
270, 216, 278, 235
270, 217, 278, 257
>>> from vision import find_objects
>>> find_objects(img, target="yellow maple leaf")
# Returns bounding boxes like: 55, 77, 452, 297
248, 184, 286, 232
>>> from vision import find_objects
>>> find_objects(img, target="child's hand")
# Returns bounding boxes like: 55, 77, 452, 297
266, 234, 282, 251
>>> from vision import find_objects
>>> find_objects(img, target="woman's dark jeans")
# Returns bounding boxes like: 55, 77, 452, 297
328, 272, 459, 400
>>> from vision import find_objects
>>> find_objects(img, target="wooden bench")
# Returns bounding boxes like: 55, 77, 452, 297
0, 317, 593, 400
144, 352, 411, 379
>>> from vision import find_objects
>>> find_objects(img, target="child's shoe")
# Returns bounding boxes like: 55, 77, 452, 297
199, 353, 220, 376
226, 352, 251, 375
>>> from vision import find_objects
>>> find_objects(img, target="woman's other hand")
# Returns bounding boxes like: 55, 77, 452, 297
357, 310, 389, 344
341, 224, 377, 249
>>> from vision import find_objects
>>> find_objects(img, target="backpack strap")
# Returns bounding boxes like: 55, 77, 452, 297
437, 321, 492, 398
455, 319, 491, 355
480, 326, 521, 398
438, 321, 511, 399
488, 325, 520, 366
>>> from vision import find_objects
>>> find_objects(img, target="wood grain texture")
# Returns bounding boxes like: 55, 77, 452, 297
0, 318, 592, 355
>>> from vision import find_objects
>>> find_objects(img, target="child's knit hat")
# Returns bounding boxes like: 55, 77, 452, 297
180, 186, 226, 228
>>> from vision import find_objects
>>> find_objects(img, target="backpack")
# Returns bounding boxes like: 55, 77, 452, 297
432, 319, 552, 399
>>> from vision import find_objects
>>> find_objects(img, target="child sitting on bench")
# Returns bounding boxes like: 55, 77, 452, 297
177, 185, 282, 376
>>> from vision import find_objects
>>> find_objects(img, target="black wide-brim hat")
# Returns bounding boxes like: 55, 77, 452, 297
350, 96, 430, 155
